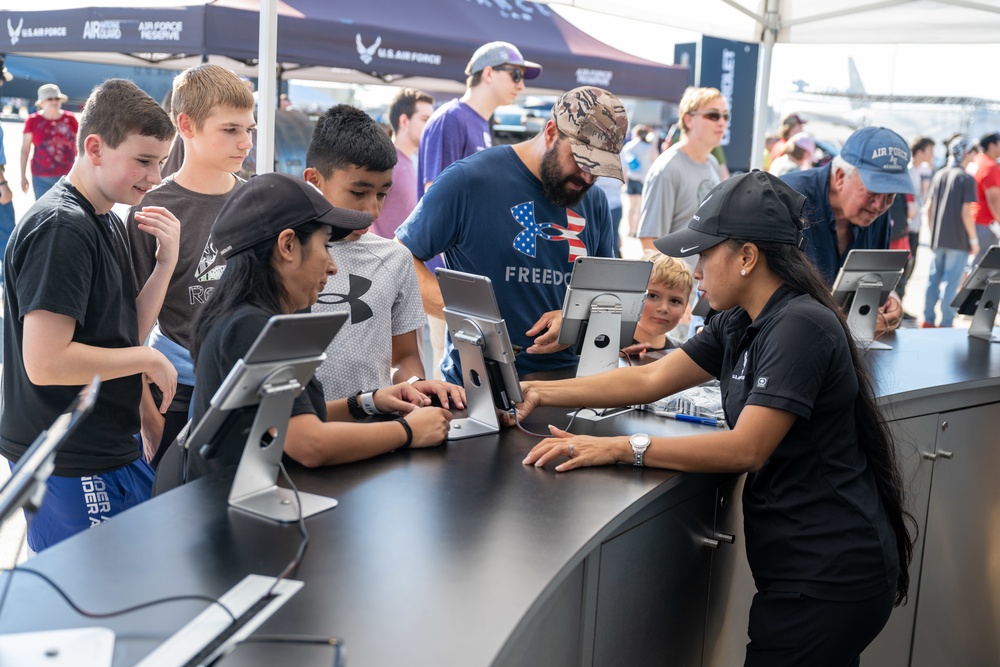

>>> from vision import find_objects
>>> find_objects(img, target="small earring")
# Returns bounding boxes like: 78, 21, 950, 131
740, 269, 747, 277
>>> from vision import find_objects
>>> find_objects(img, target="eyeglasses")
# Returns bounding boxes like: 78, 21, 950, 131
689, 110, 730, 122
493, 66, 524, 84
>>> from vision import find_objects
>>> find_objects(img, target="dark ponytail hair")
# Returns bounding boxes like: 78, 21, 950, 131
190, 222, 326, 363
725, 237, 916, 606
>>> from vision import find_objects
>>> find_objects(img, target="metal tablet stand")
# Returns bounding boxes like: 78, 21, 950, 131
846, 276, 892, 350
575, 294, 625, 376
186, 356, 338, 522
967, 275, 1000, 342
444, 314, 502, 439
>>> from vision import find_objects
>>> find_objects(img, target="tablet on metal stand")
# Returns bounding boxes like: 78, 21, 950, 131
558, 257, 652, 376
831, 250, 908, 350
183, 312, 348, 522
436, 269, 523, 439
951, 245, 1000, 342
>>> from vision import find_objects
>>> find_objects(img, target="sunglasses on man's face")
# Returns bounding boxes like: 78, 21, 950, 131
494, 66, 525, 84
690, 110, 730, 123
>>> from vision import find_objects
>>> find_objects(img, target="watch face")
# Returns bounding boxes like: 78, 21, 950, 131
631, 433, 651, 448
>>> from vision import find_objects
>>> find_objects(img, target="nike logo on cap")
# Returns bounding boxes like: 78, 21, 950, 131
680, 245, 699, 253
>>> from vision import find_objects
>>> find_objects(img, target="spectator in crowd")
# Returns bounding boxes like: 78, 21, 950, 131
20, 83, 78, 200
397, 87, 626, 383
923, 136, 979, 328
769, 112, 807, 164
768, 132, 816, 176
125, 64, 255, 468
416, 41, 542, 377
303, 104, 462, 412
621, 124, 659, 236
968, 132, 1000, 266
0, 59, 15, 264
374, 88, 434, 239
637, 86, 726, 339
781, 126, 914, 334
620, 250, 692, 359
2, 80, 177, 552
896, 136, 935, 302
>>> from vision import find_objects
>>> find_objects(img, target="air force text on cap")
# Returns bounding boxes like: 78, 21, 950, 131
871, 145, 908, 169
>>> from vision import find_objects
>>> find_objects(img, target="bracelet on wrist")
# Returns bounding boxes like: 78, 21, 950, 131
394, 417, 413, 450
358, 389, 382, 416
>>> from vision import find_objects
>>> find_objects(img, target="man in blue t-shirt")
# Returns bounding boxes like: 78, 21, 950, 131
397, 87, 627, 383
781, 126, 915, 334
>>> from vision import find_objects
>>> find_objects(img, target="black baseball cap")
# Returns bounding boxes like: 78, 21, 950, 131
211, 173, 372, 259
654, 170, 807, 258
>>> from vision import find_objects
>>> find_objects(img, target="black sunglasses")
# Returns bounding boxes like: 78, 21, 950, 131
493, 66, 524, 84
690, 109, 730, 122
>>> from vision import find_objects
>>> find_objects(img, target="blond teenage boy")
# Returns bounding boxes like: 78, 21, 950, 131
621, 250, 693, 359
126, 64, 255, 467
1, 79, 178, 552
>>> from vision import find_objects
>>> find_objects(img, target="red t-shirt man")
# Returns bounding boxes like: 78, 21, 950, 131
969, 151, 1000, 226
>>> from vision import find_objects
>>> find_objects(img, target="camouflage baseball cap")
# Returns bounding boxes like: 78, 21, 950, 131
552, 87, 628, 181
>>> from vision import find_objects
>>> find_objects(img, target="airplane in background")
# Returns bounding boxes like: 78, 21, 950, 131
771, 57, 1000, 162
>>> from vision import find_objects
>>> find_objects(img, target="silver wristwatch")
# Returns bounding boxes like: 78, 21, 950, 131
630, 433, 651, 467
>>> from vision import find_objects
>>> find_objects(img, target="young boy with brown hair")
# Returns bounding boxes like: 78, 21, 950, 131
126, 64, 256, 467
1, 79, 178, 551
622, 249, 693, 359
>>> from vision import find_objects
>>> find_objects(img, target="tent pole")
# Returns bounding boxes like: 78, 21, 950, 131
750, 0, 778, 171
257, 0, 278, 175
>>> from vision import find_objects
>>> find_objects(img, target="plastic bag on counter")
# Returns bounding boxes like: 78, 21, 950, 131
643, 381, 725, 420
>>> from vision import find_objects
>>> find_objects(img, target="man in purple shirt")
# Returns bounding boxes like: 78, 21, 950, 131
373, 88, 434, 239
417, 41, 542, 197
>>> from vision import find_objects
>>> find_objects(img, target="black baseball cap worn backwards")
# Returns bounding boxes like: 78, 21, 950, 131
654, 170, 807, 258
211, 173, 372, 260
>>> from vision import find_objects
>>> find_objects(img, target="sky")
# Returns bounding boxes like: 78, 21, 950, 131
551, 6, 999, 101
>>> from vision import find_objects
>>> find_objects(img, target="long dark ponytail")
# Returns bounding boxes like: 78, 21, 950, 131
190, 222, 326, 363
726, 238, 916, 606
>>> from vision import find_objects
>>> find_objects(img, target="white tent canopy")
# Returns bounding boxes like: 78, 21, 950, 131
539, 0, 1000, 166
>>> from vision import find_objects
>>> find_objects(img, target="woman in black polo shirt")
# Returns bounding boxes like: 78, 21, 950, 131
517, 171, 913, 667
184, 174, 454, 476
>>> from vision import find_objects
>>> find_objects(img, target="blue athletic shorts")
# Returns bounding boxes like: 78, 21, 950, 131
12, 455, 154, 553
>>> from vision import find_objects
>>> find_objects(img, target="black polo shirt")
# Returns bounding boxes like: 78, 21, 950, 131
682, 285, 898, 601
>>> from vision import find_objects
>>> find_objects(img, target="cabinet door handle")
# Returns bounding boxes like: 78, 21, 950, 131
937, 450, 954, 459
702, 533, 736, 549
702, 537, 720, 549
714, 532, 735, 544
921, 451, 938, 461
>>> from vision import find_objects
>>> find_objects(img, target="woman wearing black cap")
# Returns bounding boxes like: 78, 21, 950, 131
189, 173, 455, 468
516, 170, 913, 666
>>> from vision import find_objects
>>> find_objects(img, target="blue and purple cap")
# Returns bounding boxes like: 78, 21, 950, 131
839, 126, 915, 195
465, 41, 542, 80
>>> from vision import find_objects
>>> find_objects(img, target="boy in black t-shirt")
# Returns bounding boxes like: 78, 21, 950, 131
1, 79, 179, 552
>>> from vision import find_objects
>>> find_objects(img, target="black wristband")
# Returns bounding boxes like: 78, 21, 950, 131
394, 417, 413, 450
347, 392, 368, 421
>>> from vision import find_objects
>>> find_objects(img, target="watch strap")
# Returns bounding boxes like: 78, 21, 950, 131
347, 392, 367, 420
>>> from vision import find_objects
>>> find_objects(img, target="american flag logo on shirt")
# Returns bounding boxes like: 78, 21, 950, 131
511, 201, 588, 263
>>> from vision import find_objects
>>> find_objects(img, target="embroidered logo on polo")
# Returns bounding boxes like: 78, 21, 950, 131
732, 350, 748, 381
756, 376, 769, 389
511, 201, 588, 263
317, 274, 373, 323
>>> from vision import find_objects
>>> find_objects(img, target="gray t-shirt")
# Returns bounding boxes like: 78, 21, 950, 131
927, 165, 978, 251
313, 233, 426, 400
126, 175, 240, 351
637, 145, 721, 240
